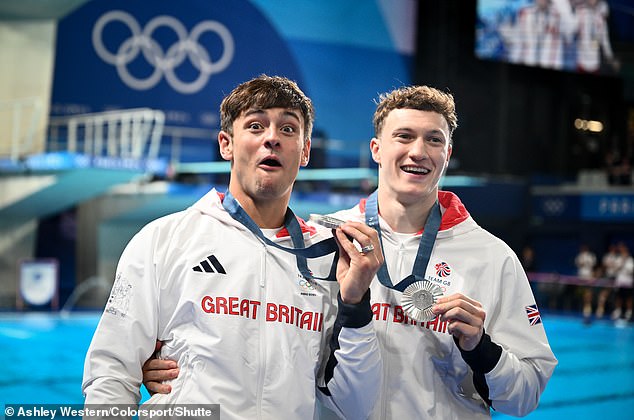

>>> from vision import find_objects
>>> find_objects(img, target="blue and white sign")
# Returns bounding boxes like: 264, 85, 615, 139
91, 10, 235, 95
19, 259, 58, 308
582, 193, 634, 221
51, 0, 304, 164
533, 191, 634, 222
532, 194, 580, 221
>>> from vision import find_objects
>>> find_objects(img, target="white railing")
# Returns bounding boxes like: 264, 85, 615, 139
48, 108, 165, 161
0, 97, 44, 161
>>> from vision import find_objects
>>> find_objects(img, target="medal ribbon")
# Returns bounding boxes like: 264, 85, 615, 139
365, 189, 442, 292
222, 191, 338, 280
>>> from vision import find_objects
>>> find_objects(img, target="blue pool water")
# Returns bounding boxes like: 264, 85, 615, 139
1, 312, 633, 418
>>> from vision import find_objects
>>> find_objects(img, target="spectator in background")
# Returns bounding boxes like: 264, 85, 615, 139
612, 242, 633, 322
617, 156, 632, 185
574, 0, 620, 73
596, 243, 619, 319
521, 244, 537, 273
605, 150, 632, 186
575, 243, 597, 323
605, 149, 619, 185
522, 244, 553, 309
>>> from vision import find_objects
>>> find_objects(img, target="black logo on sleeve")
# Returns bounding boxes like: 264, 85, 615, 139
193, 255, 226, 274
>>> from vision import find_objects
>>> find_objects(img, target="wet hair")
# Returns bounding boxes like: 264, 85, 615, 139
220, 75, 314, 141
373, 85, 458, 141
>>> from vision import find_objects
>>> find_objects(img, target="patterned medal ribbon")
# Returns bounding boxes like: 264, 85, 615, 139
365, 189, 444, 321
222, 191, 338, 280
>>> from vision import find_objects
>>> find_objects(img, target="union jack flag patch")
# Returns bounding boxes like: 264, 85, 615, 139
525, 304, 542, 326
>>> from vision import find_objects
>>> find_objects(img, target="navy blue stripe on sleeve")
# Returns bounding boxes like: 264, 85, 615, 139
318, 290, 372, 396
455, 331, 503, 406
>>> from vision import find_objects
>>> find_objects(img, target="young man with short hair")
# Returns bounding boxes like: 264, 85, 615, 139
83, 75, 384, 419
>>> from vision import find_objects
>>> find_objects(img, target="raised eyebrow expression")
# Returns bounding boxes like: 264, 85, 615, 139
242, 109, 303, 132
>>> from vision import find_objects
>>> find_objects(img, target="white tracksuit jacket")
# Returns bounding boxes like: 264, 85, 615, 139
82, 189, 382, 420
325, 190, 558, 419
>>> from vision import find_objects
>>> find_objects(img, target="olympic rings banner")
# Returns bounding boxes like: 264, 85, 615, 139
51, 0, 417, 164
91, 11, 235, 95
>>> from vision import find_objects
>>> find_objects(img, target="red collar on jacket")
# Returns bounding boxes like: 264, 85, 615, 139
217, 191, 317, 238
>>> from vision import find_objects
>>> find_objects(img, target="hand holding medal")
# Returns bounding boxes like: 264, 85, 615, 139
431, 293, 486, 351
310, 214, 384, 304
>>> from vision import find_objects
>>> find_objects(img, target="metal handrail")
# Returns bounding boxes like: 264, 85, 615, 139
47, 108, 165, 161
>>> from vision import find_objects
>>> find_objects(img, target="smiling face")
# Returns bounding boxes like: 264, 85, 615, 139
219, 107, 310, 204
370, 85, 457, 213
371, 108, 452, 208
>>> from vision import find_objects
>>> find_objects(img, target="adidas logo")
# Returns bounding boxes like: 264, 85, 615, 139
192, 255, 226, 274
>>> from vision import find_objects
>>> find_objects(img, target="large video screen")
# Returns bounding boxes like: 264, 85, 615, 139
476, 0, 632, 75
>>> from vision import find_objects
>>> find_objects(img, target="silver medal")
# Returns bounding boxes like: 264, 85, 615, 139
309, 214, 346, 229
401, 281, 443, 322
